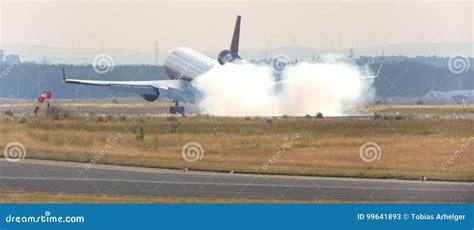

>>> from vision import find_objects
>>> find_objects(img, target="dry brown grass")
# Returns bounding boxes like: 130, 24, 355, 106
362, 103, 474, 116
1, 105, 473, 181
0, 192, 311, 203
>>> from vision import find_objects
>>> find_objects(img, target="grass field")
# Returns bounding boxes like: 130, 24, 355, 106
0, 103, 473, 182
4, 101, 474, 116
361, 103, 474, 117
0, 192, 308, 203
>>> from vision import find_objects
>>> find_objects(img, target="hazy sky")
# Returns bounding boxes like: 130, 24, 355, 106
1, 0, 472, 53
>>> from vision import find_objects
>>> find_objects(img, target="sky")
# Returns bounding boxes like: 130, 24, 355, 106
0, 0, 473, 53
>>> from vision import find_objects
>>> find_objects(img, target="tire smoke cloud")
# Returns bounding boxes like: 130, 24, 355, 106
193, 55, 375, 116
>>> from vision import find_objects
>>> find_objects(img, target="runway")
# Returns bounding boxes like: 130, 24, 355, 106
0, 159, 472, 202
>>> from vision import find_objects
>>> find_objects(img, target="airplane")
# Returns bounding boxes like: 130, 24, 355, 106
62, 15, 380, 114
63, 16, 244, 114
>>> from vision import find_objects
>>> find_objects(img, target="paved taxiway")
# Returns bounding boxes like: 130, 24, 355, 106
0, 159, 472, 202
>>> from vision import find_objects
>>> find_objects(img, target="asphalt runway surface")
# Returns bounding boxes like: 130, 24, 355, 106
0, 159, 472, 202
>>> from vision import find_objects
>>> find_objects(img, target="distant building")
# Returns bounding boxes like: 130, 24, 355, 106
423, 90, 474, 103
4, 54, 20, 65
0, 49, 3, 65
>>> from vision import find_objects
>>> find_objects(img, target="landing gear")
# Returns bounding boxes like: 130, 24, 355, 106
170, 100, 185, 114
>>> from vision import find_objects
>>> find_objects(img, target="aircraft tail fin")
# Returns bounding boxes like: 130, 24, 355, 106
230, 15, 241, 54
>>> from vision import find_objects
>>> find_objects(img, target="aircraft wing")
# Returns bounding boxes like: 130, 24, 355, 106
62, 68, 196, 104
360, 75, 378, 80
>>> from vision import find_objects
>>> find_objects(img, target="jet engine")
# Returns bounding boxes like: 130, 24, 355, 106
140, 88, 160, 102
217, 49, 241, 65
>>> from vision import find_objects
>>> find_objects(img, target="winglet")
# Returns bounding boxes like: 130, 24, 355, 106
230, 15, 241, 54
375, 63, 383, 78
62, 67, 66, 82
360, 63, 383, 80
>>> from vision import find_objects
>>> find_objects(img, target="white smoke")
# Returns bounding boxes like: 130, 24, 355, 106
192, 55, 375, 116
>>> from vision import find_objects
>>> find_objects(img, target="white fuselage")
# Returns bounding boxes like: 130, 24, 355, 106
164, 47, 218, 81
